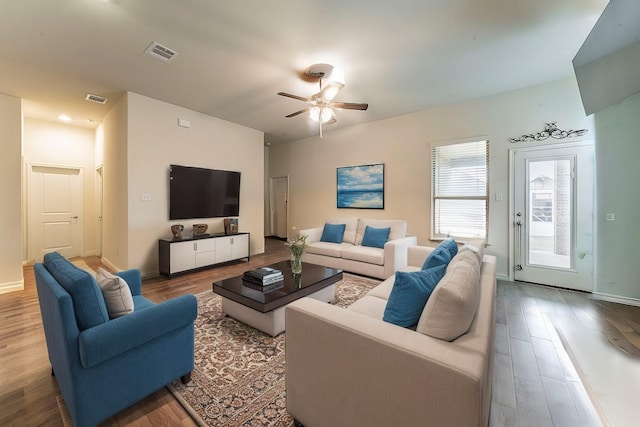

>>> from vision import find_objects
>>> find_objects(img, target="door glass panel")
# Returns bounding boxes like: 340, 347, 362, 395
528, 159, 571, 269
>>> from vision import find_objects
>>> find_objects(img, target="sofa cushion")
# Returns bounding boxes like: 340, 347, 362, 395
320, 223, 346, 244
459, 238, 485, 263
383, 265, 447, 328
421, 238, 458, 269
43, 252, 109, 330
341, 245, 385, 266
347, 295, 388, 320
306, 242, 353, 258
417, 254, 481, 341
361, 226, 390, 249
355, 219, 407, 245
366, 267, 421, 300
96, 267, 134, 319
327, 217, 358, 245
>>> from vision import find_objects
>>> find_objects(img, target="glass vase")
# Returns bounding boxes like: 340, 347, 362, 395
291, 253, 303, 274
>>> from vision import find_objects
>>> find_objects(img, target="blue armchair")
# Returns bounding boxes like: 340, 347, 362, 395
34, 252, 198, 427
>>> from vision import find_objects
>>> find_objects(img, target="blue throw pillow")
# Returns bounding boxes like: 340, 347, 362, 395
383, 265, 447, 327
361, 226, 391, 249
320, 223, 346, 243
422, 238, 458, 270
43, 252, 109, 330
440, 238, 458, 258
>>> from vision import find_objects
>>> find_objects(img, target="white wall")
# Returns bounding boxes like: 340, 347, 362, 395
0, 93, 23, 294
101, 94, 129, 271
22, 118, 97, 259
124, 92, 265, 276
269, 78, 594, 280
593, 91, 640, 300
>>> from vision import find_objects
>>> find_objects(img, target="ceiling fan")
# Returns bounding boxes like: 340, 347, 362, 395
278, 63, 368, 137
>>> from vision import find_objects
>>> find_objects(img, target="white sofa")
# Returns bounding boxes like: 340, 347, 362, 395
286, 244, 497, 427
299, 218, 417, 279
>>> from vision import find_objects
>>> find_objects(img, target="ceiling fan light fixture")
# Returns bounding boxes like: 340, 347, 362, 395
309, 106, 320, 121
310, 106, 334, 123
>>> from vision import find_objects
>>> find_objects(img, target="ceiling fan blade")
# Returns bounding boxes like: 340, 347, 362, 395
277, 92, 311, 102
331, 102, 369, 111
285, 107, 310, 118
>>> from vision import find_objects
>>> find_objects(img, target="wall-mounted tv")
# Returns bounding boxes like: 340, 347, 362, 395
169, 164, 241, 220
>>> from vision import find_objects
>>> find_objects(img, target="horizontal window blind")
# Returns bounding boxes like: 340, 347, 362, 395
432, 140, 489, 239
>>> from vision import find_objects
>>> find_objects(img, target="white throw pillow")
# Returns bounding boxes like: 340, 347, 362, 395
96, 267, 134, 319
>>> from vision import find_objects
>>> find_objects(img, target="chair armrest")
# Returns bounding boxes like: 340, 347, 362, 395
116, 269, 142, 296
383, 235, 418, 277
285, 298, 485, 427
79, 294, 197, 368
298, 227, 322, 244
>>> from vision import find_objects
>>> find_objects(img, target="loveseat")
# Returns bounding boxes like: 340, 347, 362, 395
299, 218, 417, 279
286, 243, 496, 427
34, 252, 198, 427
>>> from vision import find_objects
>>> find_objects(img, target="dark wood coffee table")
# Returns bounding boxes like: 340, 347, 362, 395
212, 260, 342, 336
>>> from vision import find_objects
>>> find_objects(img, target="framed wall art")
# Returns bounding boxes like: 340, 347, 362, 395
336, 163, 384, 209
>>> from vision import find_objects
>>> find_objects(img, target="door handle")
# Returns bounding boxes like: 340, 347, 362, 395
515, 213, 523, 271
71, 216, 79, 219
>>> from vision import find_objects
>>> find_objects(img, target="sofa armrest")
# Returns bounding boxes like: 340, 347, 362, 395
298, 227, 323, 244
407, 245, 435, 268
116, 269, 142, 296
285, 298, 486, 427
382, 235, 418, 278
79, 294, 197, 368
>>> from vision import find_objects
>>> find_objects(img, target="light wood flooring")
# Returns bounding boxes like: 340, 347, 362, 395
2, 238, 639, 426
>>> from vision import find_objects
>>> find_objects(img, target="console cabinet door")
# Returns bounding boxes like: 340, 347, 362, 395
231, 234, 249, 259
170, 241, 196, 273
215, 237, 233, 263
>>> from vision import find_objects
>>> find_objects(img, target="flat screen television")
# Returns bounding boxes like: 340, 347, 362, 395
169, 164, 240, 220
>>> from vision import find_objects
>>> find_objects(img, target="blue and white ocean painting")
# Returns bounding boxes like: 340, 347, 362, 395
337, 164, 384, 209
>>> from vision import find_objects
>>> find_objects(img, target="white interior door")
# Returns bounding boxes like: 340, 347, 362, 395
29, 165, 83, 262
512, 142, 594, 291
269, 176, 288, 238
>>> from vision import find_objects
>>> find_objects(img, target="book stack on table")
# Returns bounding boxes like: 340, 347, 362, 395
243, 267, 284, 292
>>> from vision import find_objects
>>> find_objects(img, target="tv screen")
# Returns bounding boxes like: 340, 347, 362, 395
169, 165, 240, 220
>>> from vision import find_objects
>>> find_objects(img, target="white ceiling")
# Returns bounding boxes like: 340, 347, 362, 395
0, 0, 607, 145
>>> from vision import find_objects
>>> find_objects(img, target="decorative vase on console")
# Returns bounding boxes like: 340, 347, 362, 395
192, 223, 208, 237
286, 234, 308, 275
170, 224, 184, 239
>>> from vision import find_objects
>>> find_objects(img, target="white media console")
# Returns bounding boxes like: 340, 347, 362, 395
158, 232, 250, 277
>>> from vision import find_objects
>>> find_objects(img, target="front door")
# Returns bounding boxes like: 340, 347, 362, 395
29, 165, 83, 262
511, 142, 594, 291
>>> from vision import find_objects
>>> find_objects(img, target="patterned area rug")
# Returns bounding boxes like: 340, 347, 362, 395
168, 273, 381, 426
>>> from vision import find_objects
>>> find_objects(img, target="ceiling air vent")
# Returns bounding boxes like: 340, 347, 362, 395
85, 93, 108, 104
145, 41, 178, 62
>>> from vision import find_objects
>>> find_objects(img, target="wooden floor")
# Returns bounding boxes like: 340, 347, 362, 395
2, 239, 639, 426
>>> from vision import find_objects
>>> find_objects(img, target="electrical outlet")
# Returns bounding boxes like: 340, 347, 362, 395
142, 192, 152, 201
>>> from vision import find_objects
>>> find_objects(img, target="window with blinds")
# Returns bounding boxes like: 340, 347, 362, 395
431, 139, 489, 240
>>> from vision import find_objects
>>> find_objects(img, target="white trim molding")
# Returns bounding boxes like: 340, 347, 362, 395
0, 280, 24, 295
591, 292, 640, 308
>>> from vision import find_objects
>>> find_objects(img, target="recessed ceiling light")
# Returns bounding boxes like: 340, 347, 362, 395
58, 115, 71, 122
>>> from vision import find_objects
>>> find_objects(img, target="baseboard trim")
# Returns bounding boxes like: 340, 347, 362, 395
100, 257, 119, 273
0, 280, 24, 295
591, 292, 640, 307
